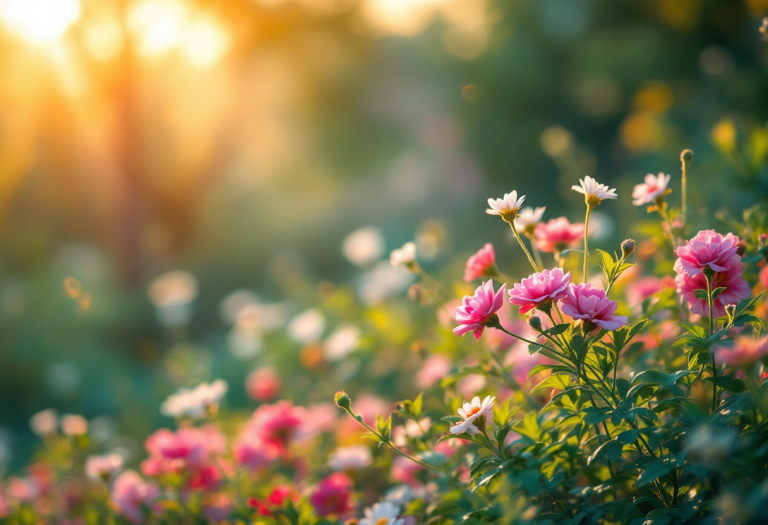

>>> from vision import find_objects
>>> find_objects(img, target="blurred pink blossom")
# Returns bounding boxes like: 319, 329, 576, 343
246, 367, 281, 402
309, 473, 353, 517
715, 336, 768, 368
632, 173, 670, 206
534, 217, 583, 253
416, 355, 451, 389
111, 470, 160, 524
463, 244, 497, 282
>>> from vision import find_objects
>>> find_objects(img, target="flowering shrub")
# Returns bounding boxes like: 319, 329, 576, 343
3, 149, 768, 525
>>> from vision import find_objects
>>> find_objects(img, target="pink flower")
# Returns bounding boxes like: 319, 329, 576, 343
233, 432, 282, 470
509, 268, 571, 314
561, 283, 627, 331
246, 366, 281, 402
715, 336, 768, 368
463, 244, 497, 282
674, 230, 742, 277
247, 401, 306, 446
534, 217, 584, 253
416, 354, 452, 389
632, 173, 671, 206
111, 470, 160, 524
141, 426, 225, 477
674, 258, 750, 318
625, 276, 675, 307
309, 473, 353, 517
453, 280, 506, 342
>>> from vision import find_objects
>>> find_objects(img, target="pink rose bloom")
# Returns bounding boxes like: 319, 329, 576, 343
454, 280, 507, 342
675, 259, 750, 318
416, 354, 452, 389
309, 473, 353, 517
246, 366, 282, 402
111, 470, 160, 524
625, 276, 675, 307
674, 230, 741, 277
509, 268, 571, 314
233, 431, 282, 470
534, 217, 584, 253
632, 172, 671, 206
561, 283, 628, 331
715, 336, 768, 368
463, 244, 497, 282
141, 426, 225, 477
248, 401, 306, 445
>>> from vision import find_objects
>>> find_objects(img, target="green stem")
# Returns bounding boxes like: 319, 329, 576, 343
509, 221, 539, 273
583, 204, 593, 283
342, 408, 439, 471
705, 272, 718, 412
527, 233, 544, 271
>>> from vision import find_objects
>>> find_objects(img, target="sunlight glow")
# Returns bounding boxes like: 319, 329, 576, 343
0, 0, 80, 43
83, 12, 124, 61
181, 15, 230, 67
127, 0, 190, 57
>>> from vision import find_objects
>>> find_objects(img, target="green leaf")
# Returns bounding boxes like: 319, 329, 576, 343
531, 372, 571, 394
587, 439, 624, 465
704, 375, 746, 393
636, 459, 676, 487
693, 289, 709, 300
711, 286, 726, 300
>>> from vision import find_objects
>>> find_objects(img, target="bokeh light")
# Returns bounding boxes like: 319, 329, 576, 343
0, 0, 80, 43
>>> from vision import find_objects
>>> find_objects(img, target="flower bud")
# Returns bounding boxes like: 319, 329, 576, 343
736, 240, 747, 258
681, 149, 694, 163
528, 316, 543, 332
334, 391, 351, 410
621, 239, 636, 259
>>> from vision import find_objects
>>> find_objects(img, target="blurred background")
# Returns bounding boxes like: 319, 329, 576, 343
0, 0, 767, 469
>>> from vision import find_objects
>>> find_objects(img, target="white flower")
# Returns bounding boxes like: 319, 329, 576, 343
343, 227, 386, 267
323, 324, 361, 361
486, 191, 525, 218
572, 176, 617, 204
390, 242, 417, 267
328, 445, 373, 471
85, 453, 124, 481
287, 308, 325, 343
513, 206, 546, 230
160, 380, 228, 419
449, 395, 495, 435
360, 502, 404, 525
29, 409, 57, 436
357, 262, 414, 306
61, 414, 88, 436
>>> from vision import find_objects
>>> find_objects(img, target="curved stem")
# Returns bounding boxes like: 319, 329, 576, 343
510, 221, 539, 273
582, 205, 593, 283
341, 408, 439, 472
705, 272, 718, 412
527, 233, 544, 271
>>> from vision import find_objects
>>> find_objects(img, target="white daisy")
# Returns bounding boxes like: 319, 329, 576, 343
390, 242, 417, 267
360, 502, 404, 525
572, 176, 617, 205
513, 206, 546, 231
449, 395, 495, 435
486, 191, 526, 219
328, 445, 373, 471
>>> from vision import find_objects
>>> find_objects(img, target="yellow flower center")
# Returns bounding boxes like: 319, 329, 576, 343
376, 518, 390, 525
